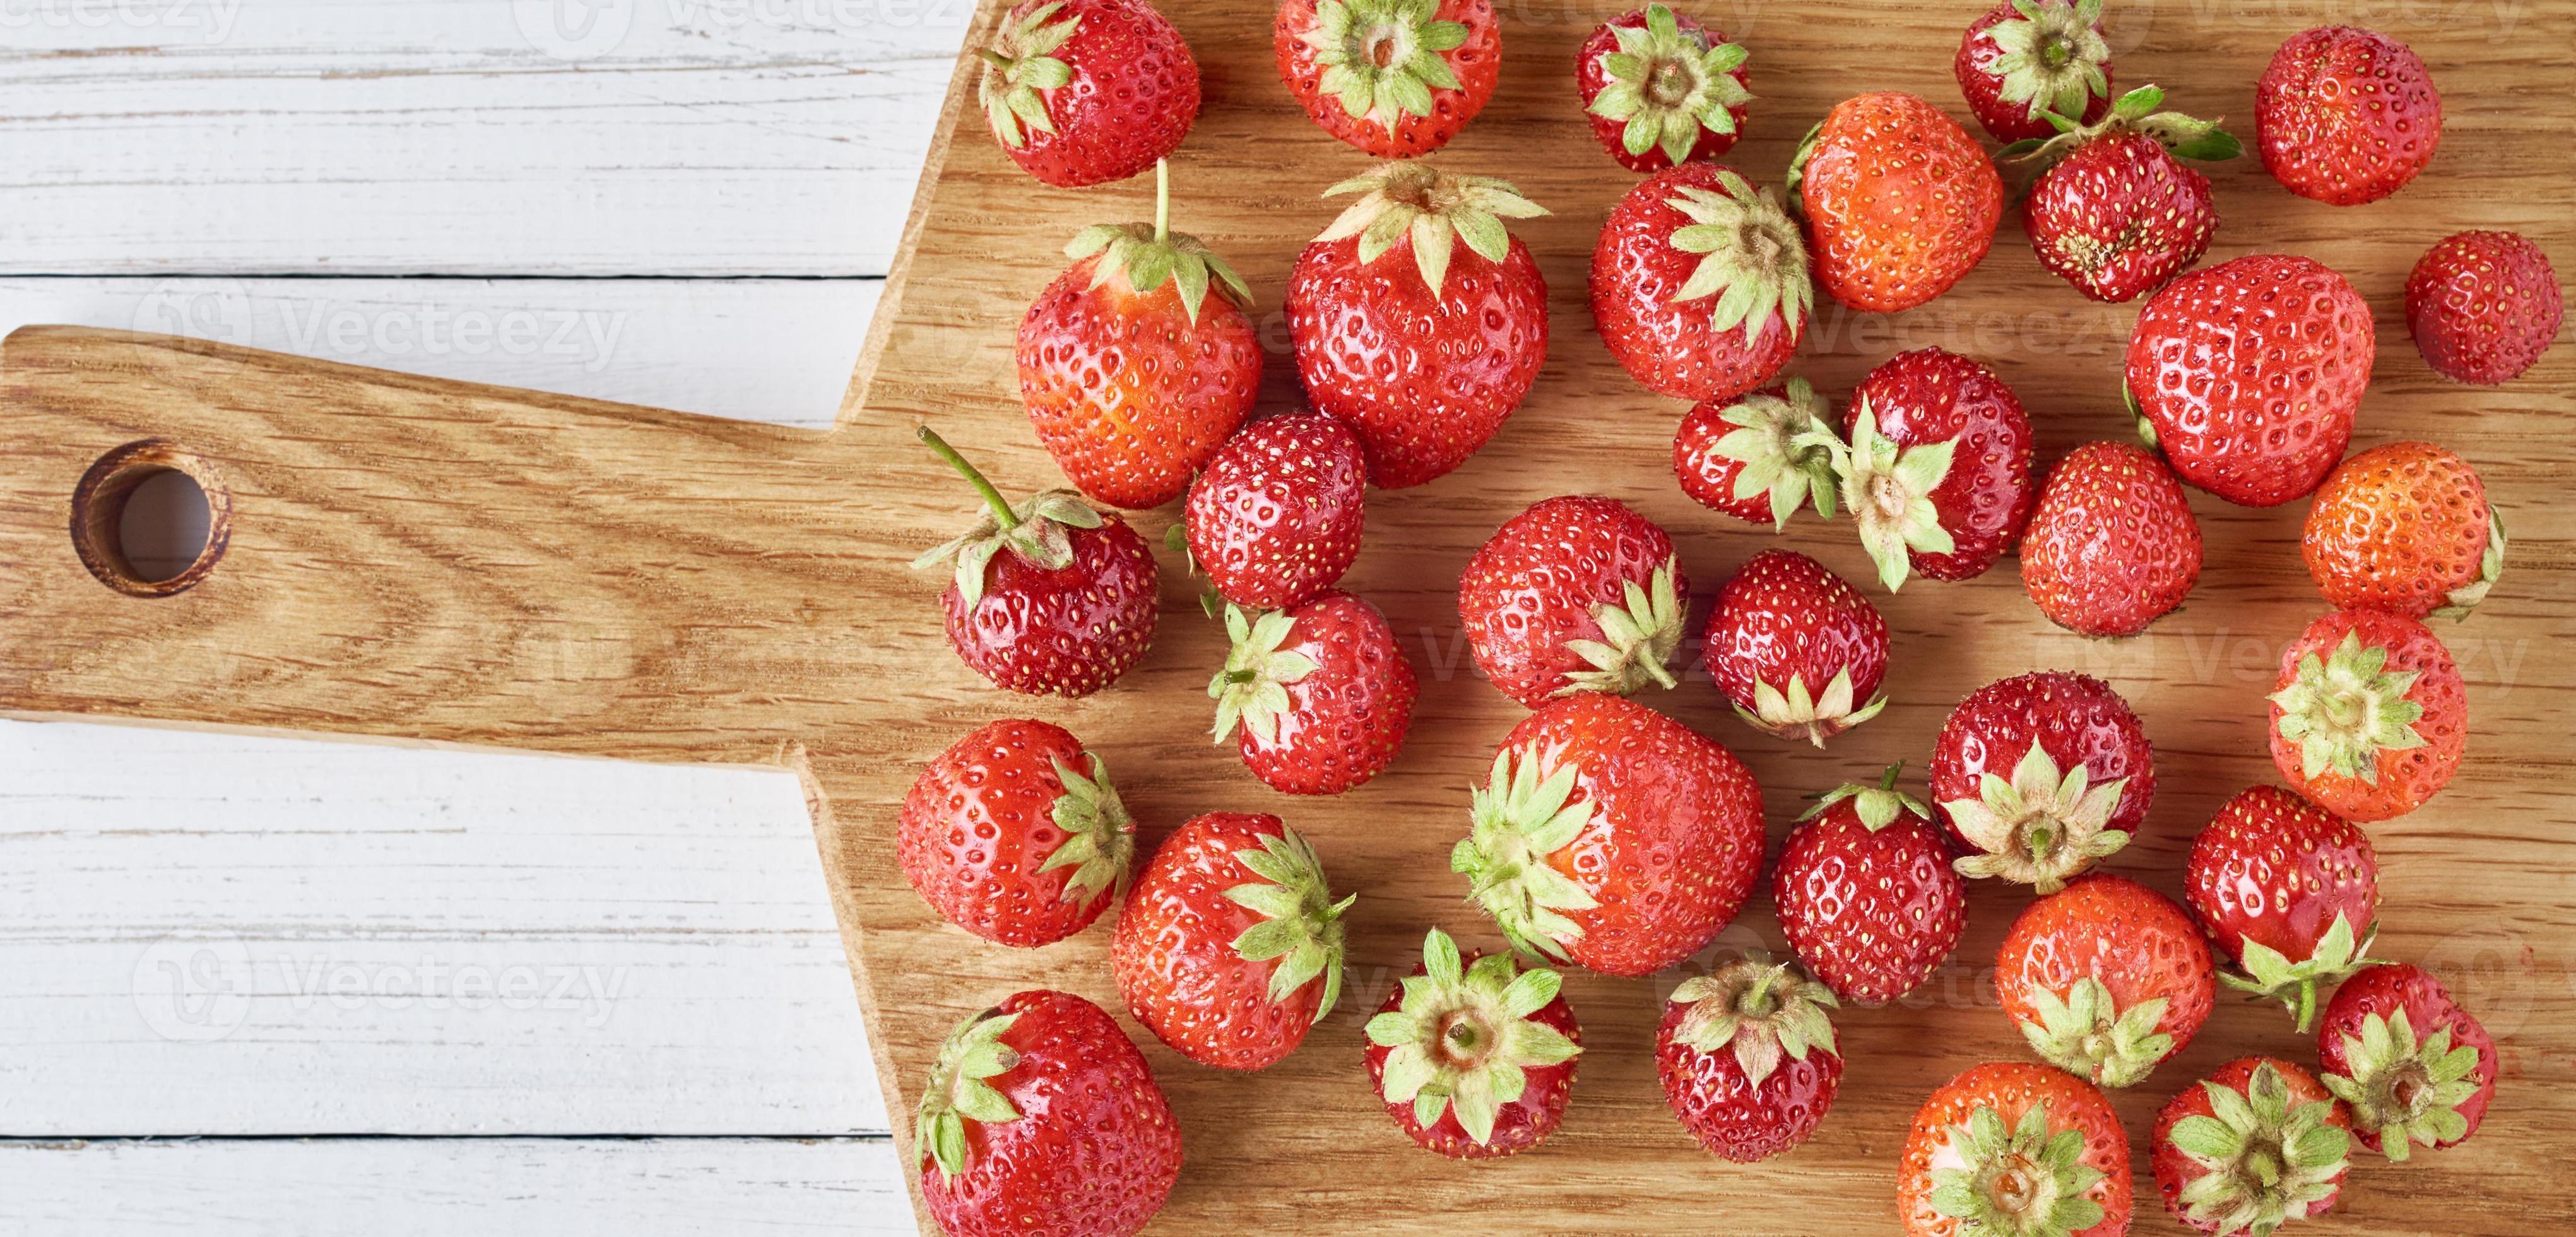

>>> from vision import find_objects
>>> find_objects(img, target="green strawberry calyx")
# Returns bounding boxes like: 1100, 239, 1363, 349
911, 425, 1105, 608
1585, 4, 1751, 166
1303, 0, 1471, 127
1315, 163, 1550, 297
1799, 762, 1924, 831
1707, 376, 1839, 531
1224, 827, 1356, 1021
1064, 160, 1253, 325
1667, 955, 1838, 1087
1984, 0, 2110, 127
2432, 507, 2507, 622
1817, 396, 1956, 593
2218, 912, 2375, 1034
978, 1, 1080, 150
1557, 555, 1686, 699
2321, 1007, 2484, 1162
1364, 927, 1580, 1147
914, 1008, 1023, 1181
1927, 1098, 2110, 1237
2016, 976, 2172, 1089
2267, 630, 2428, 787
1665, 169, 1812, 348
2166, 1061, 2353, 1235
1209, 604, 1321, 750
1744, 666, 1891, 748
1942, 742, 2130, 893
1453, 742, 1598, 962
1999, 83, 2243, 177
1036, 752, 1136, 903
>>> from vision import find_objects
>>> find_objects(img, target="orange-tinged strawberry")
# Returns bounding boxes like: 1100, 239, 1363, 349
2301, 442, 2502, 622
1790, 92, 2003, 313
2150, 1057, 2353, 1236
2267, 609, 2466, 822
1997, 874, 2214, 1089
1898, 1061, 2132, 1237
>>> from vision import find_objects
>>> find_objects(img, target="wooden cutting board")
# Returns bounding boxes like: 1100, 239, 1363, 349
4, 1, 2571, 1231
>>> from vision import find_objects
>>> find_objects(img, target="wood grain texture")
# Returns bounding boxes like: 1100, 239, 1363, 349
3, 2, 2572, 1234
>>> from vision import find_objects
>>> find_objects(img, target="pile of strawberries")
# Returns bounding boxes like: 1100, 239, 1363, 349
904, 3, 2554, 1234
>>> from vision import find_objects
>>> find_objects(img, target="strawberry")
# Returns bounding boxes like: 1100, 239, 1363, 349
914, 428, 1157, 697
2315, 962, 2499, 1161
1019, 163, 1261, 510
1673, 376, 1839, 530
1458, 495, 1687, 709
2127, 254, 2374, 507
2008, 85, 2240, 302
2185, 786, 2378, 1034
1997, 874, 2215, 1089
1183, 412, 1367, 612
2303, 442, 2503, 622
1286, 164, 1550, 488
2256, 25, 2442, 206
2268, 609, 2466, 822
915, 990, 1181, 1237
1111, 814, 1352, 1070
1575, 5, 1752, 173
1454, 693, 1764, 976
1828, 347, 2036, 592
1655, 956, 1843, 1162
1790, 92, 2004, 314
1275, 0, 1498, 159
1364, 927, 1581, 1159
1208, 593, 1417, 795
1954, 0, 2112, 143
1898, 1061, 2132, 1237
2151, 1058, 2353, 1237
976, 0, 1198, 189
899, 719, 1134, 948
1930, 670, 2154, 892
1775, 767, 1966, 1004
1591, 162, 1813, 403
2019, 441, 2203, 637
2406, 228, 2565, 385
1704, 548, 1889, 746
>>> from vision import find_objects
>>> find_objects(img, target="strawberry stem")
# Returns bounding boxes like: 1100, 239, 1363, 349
976, 49, 1013, 71
917, 425, 1018, 530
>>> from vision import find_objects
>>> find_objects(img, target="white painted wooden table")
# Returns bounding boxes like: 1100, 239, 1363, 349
1, 1, 975, 1229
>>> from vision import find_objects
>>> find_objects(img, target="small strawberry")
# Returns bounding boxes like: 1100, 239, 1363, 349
2315, 962, 2499, 1161
1364, 927, 1581, 1159
1775, 767, 1967, 1004
1828, 347, 2036, 592
1930, 670, 2154, 892
915, 990, 1181, 1237
1458, 495, 1687, 709
914, 427, 1157, 697
2268, 609, 2466, 822
2185, 786, 2378, 1033
1208, 593, 1417, 795
1790, 92, 2004, 313
1275, 0, 1498, 159
2151, 1058, 2353, 1237
1655, 956, 1843, 1162
1672, 376, 1839, 530
1592, 162, 1813, 403
2127, 254, 2374, 507
1576, 5, 1752, 173
1112, 814, 1352, 1071
2008, 85, 2240, 302
2303, 442, 2503, 622
1287, 163, 1550, 488
1704, 548, 1890, 746
2406, 229, 2564, 385
977, 0, 1198, 189
1454, 693, 1765, 977
1898, 1061, 2132, 1237
1997, 874, 2215, 1089
899, 719, 1134, 948
2019, 441, 2203, 637
2256, 25, 2442, 206
1954, 0, 2113, 143
1183, 412, 1368, 612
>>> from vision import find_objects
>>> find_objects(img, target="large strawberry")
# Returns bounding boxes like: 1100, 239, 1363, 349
2407, 228, 2564, 385
1898, 1062, 2132, 1237
1575, 5, 1751, 173
2256, 25, 2442, 206
2019, 441, 2202, 637
2151, 1058, 2353, 1237
2009, 85, 2240, 302
2185, 786, 2378, 1033
1453, 693, 1764, 976
1458, 495, 1687, 709
1954, 0, 2112, 143
1112, 814, 1352, 1070
914, 427, 1157, 697
2127, 253, 2373, 507
1790, 92, 2003, 313
1997, 874, 2215, 1089
1182, 412, 1366, 610
1275, 0, 1498, 159
1208, 594, 1416, 795
1592, 162, 1814, 404
2316, 962, 2498, 1161
1672, 376, 1839, 530
915, 990, 1181, 1237
977, 0, 1198, 189
1655, 956, 1843, 1162
1287, 163, 1549, 488
2302, 442, 2504, 622
1364, 927, 1581, 1159
1930, 671, 2154, 893
1775, 767, 1966, 1004
900, 719, 1133, 947
1704, 548, 1889, 746
2268, 609, 2466, 822
1828, 347, 2036, 592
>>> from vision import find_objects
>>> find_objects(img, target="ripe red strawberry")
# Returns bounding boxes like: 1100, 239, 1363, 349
1673, 376, 1839, 529
1183, 412, 1366, 611
1287, 164, 1549, 488
1930, 671, 2154, 892
1898, 1062, 2132, 1237
2256, 25, 2442, 205
1997, 875, 2215, 1089
2127, 254, 2373, 507
1954, 0, 2112, 143
1704, 549, 1889, 746
915, 990, 1181, 1237
899, 719, 1133, 948
2316, 962, 2498, 1161
1364, 927, 1581, 1159
1575, 5, 1751, 173
1790, 92, 2004, 313
1455, 693, 1764, 976
1655, 956, 1843, 1162
1275, 0, 1498, 158
1775, 767, 1966, 1004
2268, 609, 2466, 822
1829, 348, 2036, 591
1592, 162, 1814, 404
1208, 593, 1416, 795
914, 428, 1157, 697
2151, 1058, 2353, 1236
976, 0, 1198, 189
2406, 229, 2565, 385
1112, 814, 1352, 1071
2185, 786, 2378, 1033
2303, 442, 2503, 622
1458, 495, 1687, 709
2019, 441, 2202, 637
2010, 85, 2240, 302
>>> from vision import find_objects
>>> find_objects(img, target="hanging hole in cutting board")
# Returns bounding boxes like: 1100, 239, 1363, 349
71, 439, 232, 598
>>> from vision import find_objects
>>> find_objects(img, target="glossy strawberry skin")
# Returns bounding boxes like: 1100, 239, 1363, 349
1850, 348, 2036, 581
2406, 229, 2563, 385
1237, 591, 1417, 795
1275, 0, 1500, 158
1364, 951, 1581, 1158
2256, 25, 2441, 206
1997, 875, 2217, 1065
2269, 610, 2466, 822
2314, 964, 2498, 1154
1574, 9, 1749, 173
1797, 92, 2003, 314
1953, 0, 2112, 143
1655, 999, 1843, 1162
1185, 413, 1367, 610
2301, 442, 2495, 620
2019, 441, 2203, 637
918, 990, 1181, 1237
1930, 671, 2156, 853
2151, 1057, 2351, 1234
1113, 813, 1325, 1071
1898, 1062, 2132, 1237
1458, 495, 1684, 709
1775, 796, 1966, 1005
1591, 162, 1803, 403
1704, 549, 1888, 739
2025, 129, 2218, 302
942, 514, 1158, 697
984, 0, 1199, 189
901, 720, 1118, 947
2184, 786, 2377, 972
